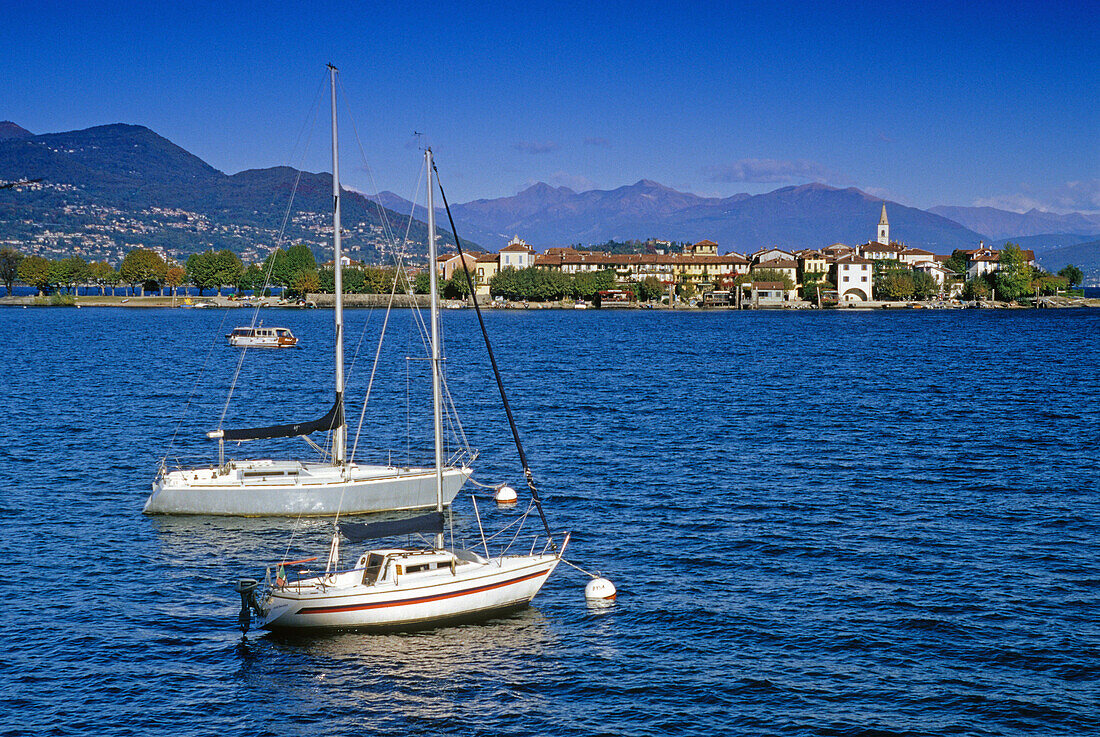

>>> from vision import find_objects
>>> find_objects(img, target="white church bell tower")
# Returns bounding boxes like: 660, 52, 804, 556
877, 203, 890, 245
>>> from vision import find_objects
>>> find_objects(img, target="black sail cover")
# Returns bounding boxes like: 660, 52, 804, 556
218, 395, 344, 442
340, 512, 444, 542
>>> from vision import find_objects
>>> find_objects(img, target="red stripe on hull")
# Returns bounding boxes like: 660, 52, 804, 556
295, 568, 549, 615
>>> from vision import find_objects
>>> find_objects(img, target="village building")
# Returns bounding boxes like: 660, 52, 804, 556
749, 246, 796, 264
859, 242, 906, 261
822, 243, 853, 258
686, 239, 719, 256
898, 247, 937, 266
794, 249, 830, 282
750, 258, 798, 286
499, 236, 536, 270
749, 281, 797, 307
473, 253, 500, 296
962, 243, 1036, 280
435, 251, 483, 281
832, 253, 874, 302
913, 260, 959, 292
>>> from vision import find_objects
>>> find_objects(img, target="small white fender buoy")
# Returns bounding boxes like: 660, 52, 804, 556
494, 485, 517, 504
585, 577, 616, 603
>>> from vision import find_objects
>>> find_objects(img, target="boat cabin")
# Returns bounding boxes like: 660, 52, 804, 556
352, 548, 487, 586
227, 327, 298, 348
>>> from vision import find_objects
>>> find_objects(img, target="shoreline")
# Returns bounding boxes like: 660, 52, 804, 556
2, 294, 1098, 310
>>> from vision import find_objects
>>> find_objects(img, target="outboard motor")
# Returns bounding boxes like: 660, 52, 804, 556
233, 578, 262, 634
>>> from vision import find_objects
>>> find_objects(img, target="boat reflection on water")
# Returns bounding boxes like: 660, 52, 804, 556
232, 608, 560, 722
267, 606, 557, 666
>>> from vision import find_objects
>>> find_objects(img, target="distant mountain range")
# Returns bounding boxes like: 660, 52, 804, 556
377, 180, 990, 253
1, 121, 1098, 277
928, 206, 1100, 241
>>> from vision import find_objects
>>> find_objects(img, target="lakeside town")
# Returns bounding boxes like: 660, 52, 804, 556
0, 205, 1093, 310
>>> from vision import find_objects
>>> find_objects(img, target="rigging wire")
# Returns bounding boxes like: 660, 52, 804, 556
349, 275, 400, 462
159, 307, 235, 468
217, 73, 327, 432
432, 160, 556, 546
336, 78, 453, 465
164, 76, 328, 462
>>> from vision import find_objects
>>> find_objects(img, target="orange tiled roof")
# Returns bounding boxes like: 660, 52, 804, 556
836, 254, 873, 265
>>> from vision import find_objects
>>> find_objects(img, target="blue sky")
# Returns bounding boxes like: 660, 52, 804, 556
3, 1, 1097, 212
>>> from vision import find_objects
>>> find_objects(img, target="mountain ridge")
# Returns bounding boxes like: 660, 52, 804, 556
929, 205, 1100, 240
0, 123, 462, 262
377, 179, 987, 253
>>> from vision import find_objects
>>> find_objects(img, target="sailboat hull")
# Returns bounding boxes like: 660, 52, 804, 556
260, 554, 561, 631
144, 462, 471, 516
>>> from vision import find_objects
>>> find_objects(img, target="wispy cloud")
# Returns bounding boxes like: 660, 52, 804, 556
702, 158, 837, 184
513, 140, 559, 155
584, 136, 611, 148
972, 193, 1048, 213
973, 179, 1100, 214
1053, 179, 1100, 212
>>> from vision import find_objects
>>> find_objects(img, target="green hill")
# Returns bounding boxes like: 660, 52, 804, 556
0, 123, 464, 264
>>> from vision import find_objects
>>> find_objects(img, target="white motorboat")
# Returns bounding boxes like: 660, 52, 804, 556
234, 79, 567, 630
145, 67, 471, 517
226, 325, 298, 348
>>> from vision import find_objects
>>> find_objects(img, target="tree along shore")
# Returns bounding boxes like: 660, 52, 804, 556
2, 293, 1098, 310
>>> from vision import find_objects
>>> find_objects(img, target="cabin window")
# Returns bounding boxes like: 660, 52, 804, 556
362, 553, 385, 585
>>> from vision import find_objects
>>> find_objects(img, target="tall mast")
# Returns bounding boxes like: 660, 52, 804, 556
425, 148, 444, 549
329, 63, 346, 465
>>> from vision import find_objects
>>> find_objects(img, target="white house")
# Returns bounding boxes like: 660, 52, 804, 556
749, 247, 796, 264
833, 254, 874, 301
913, 261, 959, 295
499, 236, 536, 269
962, 244, 1036, 280
859, 242, 906, 261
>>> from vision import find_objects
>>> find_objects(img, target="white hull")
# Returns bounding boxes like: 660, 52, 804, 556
227, 327, 297, 348
260, 548, 563, 631
145, 461, 470, 516
228, 337, 296, 348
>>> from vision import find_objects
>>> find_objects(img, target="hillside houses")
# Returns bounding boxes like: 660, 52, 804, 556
962, 243, 1035, 280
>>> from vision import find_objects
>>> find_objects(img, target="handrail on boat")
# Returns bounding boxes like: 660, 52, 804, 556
278, 556, 320, 566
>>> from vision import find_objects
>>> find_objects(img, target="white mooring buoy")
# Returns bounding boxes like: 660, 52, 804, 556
584, 577, 617, 604
494, 485, 517, 504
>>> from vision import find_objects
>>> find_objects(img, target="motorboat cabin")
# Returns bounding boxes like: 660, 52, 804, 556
227, 326, 298, 348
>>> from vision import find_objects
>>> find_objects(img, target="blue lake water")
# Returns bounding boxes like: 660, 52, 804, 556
1, 305, 1098, 737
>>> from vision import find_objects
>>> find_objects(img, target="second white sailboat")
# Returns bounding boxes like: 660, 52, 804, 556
145, 65, 471, 516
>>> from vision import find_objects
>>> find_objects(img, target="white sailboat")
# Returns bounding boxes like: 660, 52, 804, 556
233, 85, 567, 631
144, 65, 471, 517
